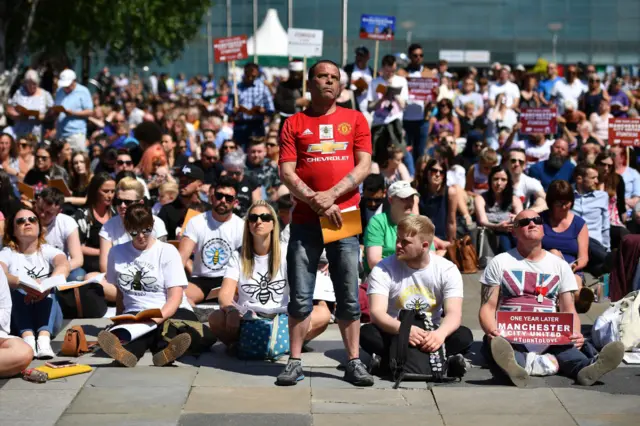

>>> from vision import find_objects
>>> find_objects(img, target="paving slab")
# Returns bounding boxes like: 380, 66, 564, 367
433, 387, 567, 415
311, 388, 437, 414
0, 369, 93, 390
572, 414, 640, 426
0, 389, 80, 425
552, 388, 640, 416
544, 368, 640, 395
85, 366, 196, 388
183, 386, 311, 414
192, 364, 298, 387
56, 413, 180, 426
179, 413, 311, 426
310, 367, 429, 389
441, 414, 577, 426
312, 413, 440, 425
65, 386, 189, 415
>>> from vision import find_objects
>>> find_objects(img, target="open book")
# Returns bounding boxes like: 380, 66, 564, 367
375, 84, 402, 98
15, 105, 41, 118
237, 105, 263, 115
623, 351, 640, 365
109, 322, 158, 343
48, 179, 72, 197
58, 273, 105, 292
319, 207, 362, 244
18, 274, 66, 295
110, 308, 163, 324
17, 182, 35, 200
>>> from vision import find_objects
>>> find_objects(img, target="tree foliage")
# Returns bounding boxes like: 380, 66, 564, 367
4, 0, 211, 68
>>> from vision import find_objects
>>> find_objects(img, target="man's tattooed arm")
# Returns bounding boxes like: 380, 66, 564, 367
279, 162, 316, 204
330, 151, 372, 199
480, 285, 497, 305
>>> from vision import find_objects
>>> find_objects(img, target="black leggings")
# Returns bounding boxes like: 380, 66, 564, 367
359, 323, 473, 362
113, 308, 205, 360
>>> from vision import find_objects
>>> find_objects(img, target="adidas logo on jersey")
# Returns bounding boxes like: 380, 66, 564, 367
302, 128, 313, 136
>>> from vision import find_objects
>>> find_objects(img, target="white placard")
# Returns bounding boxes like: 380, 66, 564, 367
288, 28, 324, 57
464, 50, 491, 63
439, 50, 464, 63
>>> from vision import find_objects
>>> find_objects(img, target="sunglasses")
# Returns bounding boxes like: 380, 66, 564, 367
129, 227, 152, 237
510, 158, 525, 165
411, 53, 424, 58
514, 216, 543, 228
114, 198, 139, 207
266, 143, 277, 147
227, 171, 242, 177
222, 145, 236, 151
429, 169, 444, 175
20, 143, 30, 148
36, 155, 50, 160
214, 192, 235, 203
203, 154, 218, 162
248, 213, 274, 223
116, 160, 133, 166
16, 216, 38, 225
365, 197, 385, 205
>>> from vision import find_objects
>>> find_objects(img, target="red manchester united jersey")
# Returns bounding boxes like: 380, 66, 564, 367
279, 107, 372, 224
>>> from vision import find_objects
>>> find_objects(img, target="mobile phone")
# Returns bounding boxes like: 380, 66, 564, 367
45, 361, 77, 369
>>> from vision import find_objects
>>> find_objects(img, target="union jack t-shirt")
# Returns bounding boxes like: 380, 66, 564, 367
480, 249, 577, 313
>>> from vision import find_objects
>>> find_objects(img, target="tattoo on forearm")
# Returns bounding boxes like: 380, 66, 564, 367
291, 175, 314, 198
332, 173, 358, 196
480, 286, 495, 305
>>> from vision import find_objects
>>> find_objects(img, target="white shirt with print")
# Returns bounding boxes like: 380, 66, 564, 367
513, 174, 544, 209
367, 254, 463, 325
45, 213, 78, 255
488, 81, 520, 108
224, 245, 289, 314
99, 215, 168, 246
183, 211, 244, 278
480, 249, 577, 313
0, 245, 64, 282
106, 240, 191, 314
367, 75, 409, 126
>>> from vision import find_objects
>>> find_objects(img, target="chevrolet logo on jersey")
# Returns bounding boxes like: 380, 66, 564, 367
307, 141, 348, 154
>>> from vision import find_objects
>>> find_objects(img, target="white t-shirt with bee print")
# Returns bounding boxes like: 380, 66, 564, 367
106, 240, 191, 314
183, 211, 244, 278
224, 245, 289, 314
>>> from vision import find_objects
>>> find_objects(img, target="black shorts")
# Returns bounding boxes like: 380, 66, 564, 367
189, 276, 223, 296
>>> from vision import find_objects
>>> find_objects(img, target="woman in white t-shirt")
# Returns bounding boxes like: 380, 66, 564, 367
0, 267, 34, 377
99, 177, 167, 275
0, 208, 70, 359
98, 204, 206, 368
209, 201, 331, 350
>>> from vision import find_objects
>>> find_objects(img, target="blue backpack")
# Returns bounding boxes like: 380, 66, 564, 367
237, 313, 290, 361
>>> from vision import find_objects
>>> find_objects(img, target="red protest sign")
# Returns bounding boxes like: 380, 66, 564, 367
213, 35, 248, 63
608, 118, 640, 146
407, 77, 439, 103
496, 311, 573, 345
520, 107, 557, 135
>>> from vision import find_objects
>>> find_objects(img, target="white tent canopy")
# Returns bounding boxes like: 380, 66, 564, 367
247, 8, 289, 57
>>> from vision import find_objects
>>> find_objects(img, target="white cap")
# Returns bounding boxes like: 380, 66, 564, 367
58, 69, 76, 88
515, 64, 526, 71
288, 61, 304, 72
388, 181, 418, 199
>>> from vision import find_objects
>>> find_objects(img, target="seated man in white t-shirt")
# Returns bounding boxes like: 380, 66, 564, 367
361, 215, 472, 377
35, 188, 84, 280
0, 268, 33, 377
479, 210, 624, 388
506, 149, 547, 212
179, 176, 244, 306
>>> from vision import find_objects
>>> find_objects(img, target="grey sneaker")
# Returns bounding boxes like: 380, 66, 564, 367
577, 341, 624, 386
276, 359, 304, 386
344, 358, 374, 387
490, 336, 529, 388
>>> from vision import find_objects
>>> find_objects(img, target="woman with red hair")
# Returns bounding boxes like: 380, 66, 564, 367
137, 144, 174, 202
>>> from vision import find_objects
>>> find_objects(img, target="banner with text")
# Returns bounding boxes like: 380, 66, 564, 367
496, 311, 573, 345
520, 107, 557, 135
407, 77, 439, 103
213, 35, 248, 63
359, 14, 396, 41
609, 118, 640, 146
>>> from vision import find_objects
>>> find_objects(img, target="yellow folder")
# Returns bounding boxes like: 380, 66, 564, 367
319, 208, 362, 244
35, 364, 93, 380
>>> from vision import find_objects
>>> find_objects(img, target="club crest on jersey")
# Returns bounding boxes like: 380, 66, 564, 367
337, 122, 352, 136
307, 140, 348, 154
319, 124, 334, 139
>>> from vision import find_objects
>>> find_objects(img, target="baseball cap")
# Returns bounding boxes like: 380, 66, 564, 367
388, 181, 418, 199
58, 69, 76, 88
355, 46, 369, 56
178, 164, 204, 181
515, 64, 525, 72
289, 61, 304, 72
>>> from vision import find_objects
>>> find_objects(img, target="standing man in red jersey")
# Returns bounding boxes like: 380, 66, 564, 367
276, 60, 374, 386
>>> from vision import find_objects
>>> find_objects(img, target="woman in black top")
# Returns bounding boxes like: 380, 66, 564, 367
417, 159, 458, 242
66, 151, 93, 210
23, 144, 69, 196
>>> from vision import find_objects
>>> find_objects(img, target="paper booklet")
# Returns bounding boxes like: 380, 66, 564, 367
48, 179, 72, 197
109, 322, 158, 343
375, 84, 402, 98
15, 105, 41, 118
623, 351, 640, 365
58, 273, 105, 292
110, 308, 163, 324
18, 274, 66, 295
17, 182, 35, 200
319, 206, 362, 244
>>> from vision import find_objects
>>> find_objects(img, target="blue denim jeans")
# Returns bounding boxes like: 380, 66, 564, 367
287, 222, 361, 321
482, 336, 598, 379
496, 232, 516, 253
11, 291, 63, 336
403, 119, 429, 160
68, 267, 87, 282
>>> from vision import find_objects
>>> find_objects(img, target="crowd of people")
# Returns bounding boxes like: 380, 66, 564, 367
0, 44, 637, 387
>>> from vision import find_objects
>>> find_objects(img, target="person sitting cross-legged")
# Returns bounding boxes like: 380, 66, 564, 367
479, 209, 624, 387
361, 215, 473, 377
209, 201, 330, 351
97, 205, 205, 368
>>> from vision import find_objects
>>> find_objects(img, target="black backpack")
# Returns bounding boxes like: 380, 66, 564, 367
389, 309, 459, 389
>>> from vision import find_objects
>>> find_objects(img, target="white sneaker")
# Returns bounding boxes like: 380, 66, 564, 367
36, 337, 55, 360
23, 336, 36, 358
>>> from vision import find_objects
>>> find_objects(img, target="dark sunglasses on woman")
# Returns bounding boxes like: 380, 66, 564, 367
16, 216, 38, 225
129, 228, 153, 237
248, 213, 274, 223
513, 216, 543, 228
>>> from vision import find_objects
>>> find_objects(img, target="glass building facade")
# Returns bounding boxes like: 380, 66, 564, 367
93, 0, 640, 76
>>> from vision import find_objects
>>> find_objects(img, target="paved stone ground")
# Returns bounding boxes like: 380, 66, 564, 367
1, 273, 639, 426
